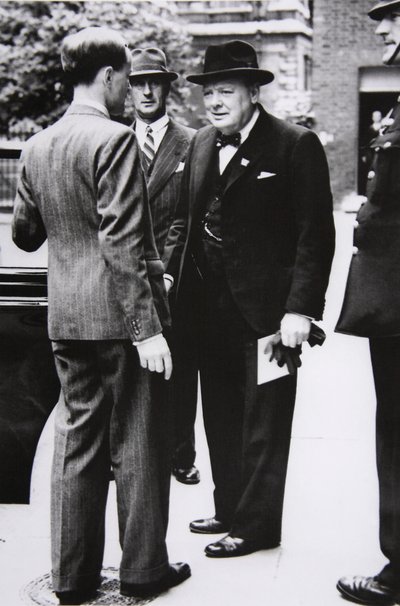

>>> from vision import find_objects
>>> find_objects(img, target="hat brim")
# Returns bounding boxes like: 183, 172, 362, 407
129, 69, 178, 82
186, 67, 274, 86
368, 1, 400, 20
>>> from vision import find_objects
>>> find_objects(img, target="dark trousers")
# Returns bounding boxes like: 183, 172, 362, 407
196, 271, 297, 544
50, 340, 172, 592
370, 337, 400, 588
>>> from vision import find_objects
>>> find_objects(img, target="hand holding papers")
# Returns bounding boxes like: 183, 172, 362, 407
257, 323, 326, 385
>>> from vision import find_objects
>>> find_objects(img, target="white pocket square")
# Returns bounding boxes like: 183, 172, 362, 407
257, 171, 276, 179
175, 162, 185, 173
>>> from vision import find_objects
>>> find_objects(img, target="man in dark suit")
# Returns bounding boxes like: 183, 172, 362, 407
12, 27, 190, 605
336, 3, 400, 605
129, 48, 199, 485
164, 40, 335, 558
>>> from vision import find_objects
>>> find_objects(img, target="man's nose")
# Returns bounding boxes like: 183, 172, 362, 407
210, 91, 222, 106
143, 82, 152, 95
376, 17, 391, 35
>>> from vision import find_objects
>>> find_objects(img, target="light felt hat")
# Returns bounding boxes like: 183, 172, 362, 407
129, 47, 178, 82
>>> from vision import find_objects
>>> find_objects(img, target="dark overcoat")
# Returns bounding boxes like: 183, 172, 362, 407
164, 105, 335, 335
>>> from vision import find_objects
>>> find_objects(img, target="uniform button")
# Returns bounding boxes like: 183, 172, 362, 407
353, 220, 359, 228
352, 246, 359, 255
384, 141, 392, 148
375, 147, 380, 152
367, 170, 375, 180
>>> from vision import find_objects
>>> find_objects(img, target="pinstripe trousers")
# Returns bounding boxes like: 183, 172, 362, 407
50, 340, 172, 592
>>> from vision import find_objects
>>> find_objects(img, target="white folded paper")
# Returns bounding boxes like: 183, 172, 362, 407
257, 334, 290, 385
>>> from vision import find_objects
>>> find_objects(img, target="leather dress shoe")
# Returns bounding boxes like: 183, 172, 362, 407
55, 588, 98, 605
172, 465, 200, 485
120, 562, 191, 598
337, 575, 400, 605
205, 534, 278, 558
189, 516, 229, 534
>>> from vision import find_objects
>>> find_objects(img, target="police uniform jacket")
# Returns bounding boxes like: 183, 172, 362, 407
337, 104, 400, 337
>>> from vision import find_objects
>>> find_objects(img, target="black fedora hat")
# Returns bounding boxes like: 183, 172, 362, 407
186, 40, 274, 86
129, 47, 178, 82
369, 0, 400, 20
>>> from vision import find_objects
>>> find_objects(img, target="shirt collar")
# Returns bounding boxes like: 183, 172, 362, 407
136, 114, 169, 135
70, 99, 110, 118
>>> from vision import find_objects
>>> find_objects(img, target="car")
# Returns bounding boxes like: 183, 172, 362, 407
0, 267, 60, 503
0, 142, 60, 504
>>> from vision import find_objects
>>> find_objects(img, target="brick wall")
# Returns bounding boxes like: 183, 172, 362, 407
312, 0, 383, 203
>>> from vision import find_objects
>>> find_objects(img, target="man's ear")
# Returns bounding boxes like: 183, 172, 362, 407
104, 66, 113, 86
250, 83, 260, 103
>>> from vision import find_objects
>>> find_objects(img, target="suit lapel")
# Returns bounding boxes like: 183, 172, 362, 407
192, 127, 218, 208
147, 121, 186, 200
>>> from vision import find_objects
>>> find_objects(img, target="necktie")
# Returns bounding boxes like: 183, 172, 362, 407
143, 125, 155, 163
216, 131, 241, 148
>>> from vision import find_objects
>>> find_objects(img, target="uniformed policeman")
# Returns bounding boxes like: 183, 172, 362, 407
336, 2, 400, 604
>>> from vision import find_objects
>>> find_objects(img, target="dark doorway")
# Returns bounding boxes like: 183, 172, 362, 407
358, 92, 398, 194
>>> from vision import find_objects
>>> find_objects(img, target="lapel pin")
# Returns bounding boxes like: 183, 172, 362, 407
241, 158, 250, 167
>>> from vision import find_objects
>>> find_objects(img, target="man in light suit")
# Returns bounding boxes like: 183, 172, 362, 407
164, 40, 335, 558
12, 27, 190, 605
129, 48, 199, 485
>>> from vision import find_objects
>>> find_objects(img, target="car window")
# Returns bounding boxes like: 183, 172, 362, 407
0, 142, 47, 268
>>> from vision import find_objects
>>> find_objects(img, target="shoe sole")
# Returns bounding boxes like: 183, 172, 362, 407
189, 526, 229, 534
175, 477, 200, 485
205, 542, 280, 558
336, 581, 397, 606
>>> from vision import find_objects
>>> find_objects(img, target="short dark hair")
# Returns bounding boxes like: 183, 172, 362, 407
61, 26, 129, 86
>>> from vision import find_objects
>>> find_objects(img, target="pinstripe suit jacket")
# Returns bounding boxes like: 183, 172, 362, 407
134, 118, 195, 258
12, 104, 170, 342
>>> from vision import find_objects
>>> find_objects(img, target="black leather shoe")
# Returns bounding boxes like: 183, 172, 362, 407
120, 562, 191, 598
172, 465, 200, 484
205, 534, 279, 558
337, 575, 400, 605
189, 516, 229, 534
55, 588, 98, 605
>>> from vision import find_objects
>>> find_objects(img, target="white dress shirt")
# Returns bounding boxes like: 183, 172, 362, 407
135, 114, 170, 154
219, 107, 260, 173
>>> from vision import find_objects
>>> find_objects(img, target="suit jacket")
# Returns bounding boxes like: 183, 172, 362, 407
134, 118, 195, 258
164, 105, 335, 335
336, 104, 400, 337
12, 104, 170, 342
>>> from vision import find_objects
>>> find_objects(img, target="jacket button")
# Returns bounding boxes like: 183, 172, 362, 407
353, 220, 359, 228
384, 141, 392, 148
367, 170, 375, 180
352, 246, 359, 255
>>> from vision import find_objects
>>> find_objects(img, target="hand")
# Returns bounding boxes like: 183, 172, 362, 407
280, 313, 311, 348
163, 276, 173, 294
135, 334, 173, 380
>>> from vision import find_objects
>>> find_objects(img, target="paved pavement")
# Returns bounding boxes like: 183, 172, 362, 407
0, 211, 389, 605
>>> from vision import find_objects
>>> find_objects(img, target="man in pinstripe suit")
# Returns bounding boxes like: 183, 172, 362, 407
130, 48, 200, 486
12, 27, 190, 605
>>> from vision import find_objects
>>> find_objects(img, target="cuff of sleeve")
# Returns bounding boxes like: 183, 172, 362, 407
164, 273, 174, 286
132, 332, 162, 347
287, 311, 315, 321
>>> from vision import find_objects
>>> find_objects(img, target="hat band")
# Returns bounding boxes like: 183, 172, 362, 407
131, 63, 168, 72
